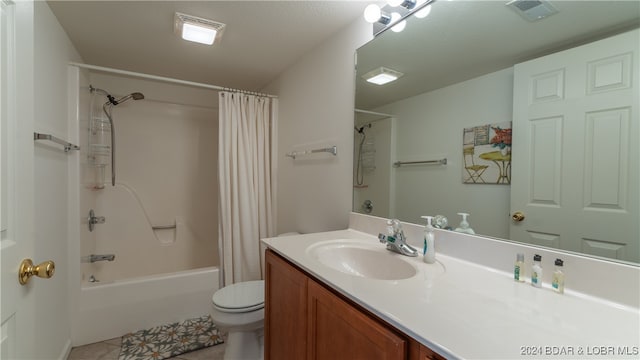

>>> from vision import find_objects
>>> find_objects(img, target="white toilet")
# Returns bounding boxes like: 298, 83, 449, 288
211, 233, 299, 359
210, 280, 265, 360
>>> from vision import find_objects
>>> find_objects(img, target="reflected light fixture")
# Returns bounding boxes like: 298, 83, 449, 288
174, 12, 226, 45
388, 0, 417, 9
363, 67, 404, 85
390, 12, 407, 32
364, 4, 391, 24
364, 0, 434, 35
414, 0, 432, 18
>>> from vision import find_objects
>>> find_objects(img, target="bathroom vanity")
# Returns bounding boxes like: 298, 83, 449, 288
262, 214, 640, 359
265, 248, 443, 360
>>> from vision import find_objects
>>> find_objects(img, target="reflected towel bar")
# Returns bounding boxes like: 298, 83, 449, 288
34, 132, 80, 152
393, 158, 447, 167
152, 225, 176, 230
286, 145, 337, 160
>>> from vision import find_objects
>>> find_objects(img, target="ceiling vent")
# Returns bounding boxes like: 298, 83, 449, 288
506, 0, 558, 22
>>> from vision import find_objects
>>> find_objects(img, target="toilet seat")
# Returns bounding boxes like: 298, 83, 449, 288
212, 280, 264, 313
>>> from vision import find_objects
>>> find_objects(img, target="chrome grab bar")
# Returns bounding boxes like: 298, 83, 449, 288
152, 224, 176, 230
286, 145, 337, 159
81, 254, 115, 263
393, 158, 447, 167
34, 132, 80, 152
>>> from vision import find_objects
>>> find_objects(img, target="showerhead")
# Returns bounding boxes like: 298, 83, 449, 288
107, 92, 145, 106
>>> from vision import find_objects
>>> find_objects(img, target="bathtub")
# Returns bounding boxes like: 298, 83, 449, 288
72, 266, 219, 346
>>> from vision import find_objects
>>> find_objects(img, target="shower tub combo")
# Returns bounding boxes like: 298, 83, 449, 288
70, 66, 220, 345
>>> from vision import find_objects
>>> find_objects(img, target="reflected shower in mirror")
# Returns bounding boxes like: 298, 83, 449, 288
353, 0, 640, 264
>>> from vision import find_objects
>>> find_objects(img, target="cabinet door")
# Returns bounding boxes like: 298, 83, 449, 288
408, 339, 446, 360
265, 250, 308, 360
307, 279, 406, 360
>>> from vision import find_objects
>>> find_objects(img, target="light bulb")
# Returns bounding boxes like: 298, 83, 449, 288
364, 4, 382, 23
390, 12, 406, 32
387, 0, 404, 7
415, 3, 432, 18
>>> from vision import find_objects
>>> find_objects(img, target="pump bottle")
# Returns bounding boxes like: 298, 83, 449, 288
421, 216, 436, 264
454, 212, 475, 234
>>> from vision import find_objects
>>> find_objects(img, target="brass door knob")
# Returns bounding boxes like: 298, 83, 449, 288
18, 259, 55, 285
511, 211, 525, 222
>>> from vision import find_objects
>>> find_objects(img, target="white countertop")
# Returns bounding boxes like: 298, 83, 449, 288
262, 229, 640, 359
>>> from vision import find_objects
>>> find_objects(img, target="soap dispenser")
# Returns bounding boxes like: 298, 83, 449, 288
454, 212, 475, 234
421, 216, 436, 264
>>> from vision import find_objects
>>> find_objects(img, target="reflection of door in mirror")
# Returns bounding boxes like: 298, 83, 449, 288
511, 29, 639, 263
353, 113, 394, 219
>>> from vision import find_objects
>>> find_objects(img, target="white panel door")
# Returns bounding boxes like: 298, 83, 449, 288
1, 1, 36, 358
511, 29, 639, 263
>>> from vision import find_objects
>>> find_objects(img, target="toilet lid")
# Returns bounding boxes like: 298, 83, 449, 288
212, 280, 265, 313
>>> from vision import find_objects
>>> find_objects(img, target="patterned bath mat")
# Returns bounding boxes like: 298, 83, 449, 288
119, 315, 224, 360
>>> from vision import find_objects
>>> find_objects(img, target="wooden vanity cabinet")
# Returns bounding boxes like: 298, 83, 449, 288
265, 249, 445, 360
264, 248, 308, 359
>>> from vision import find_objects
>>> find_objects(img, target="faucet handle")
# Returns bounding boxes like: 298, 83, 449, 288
386, 219, 402, 232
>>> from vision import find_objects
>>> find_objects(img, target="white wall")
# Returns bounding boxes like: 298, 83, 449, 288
33, 2, 82, 358
263, 20, 372, 234
82, 73, 218, 282
376, 67, 514, 237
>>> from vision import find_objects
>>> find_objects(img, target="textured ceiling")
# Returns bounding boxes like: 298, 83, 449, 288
48, 1, 370, 92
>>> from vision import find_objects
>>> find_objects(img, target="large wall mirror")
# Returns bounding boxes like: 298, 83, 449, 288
353, 0, 639, 264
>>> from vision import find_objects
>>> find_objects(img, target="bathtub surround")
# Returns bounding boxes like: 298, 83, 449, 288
218, 92, 278, 285
79, 72, 218, 282
70, 68, 221, 346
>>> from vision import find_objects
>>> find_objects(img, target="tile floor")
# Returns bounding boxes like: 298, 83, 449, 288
67, 337, 226, 360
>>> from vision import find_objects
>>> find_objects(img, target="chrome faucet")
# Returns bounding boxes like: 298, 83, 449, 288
378, 219, 419, 257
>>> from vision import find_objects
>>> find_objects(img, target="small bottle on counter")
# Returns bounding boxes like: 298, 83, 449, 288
531, 254, 543, 288
552, 259, 565, 294
514, 253, 525, 282
420, 216, 436, 264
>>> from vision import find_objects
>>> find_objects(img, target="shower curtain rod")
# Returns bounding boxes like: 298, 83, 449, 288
354, 108, 395, 117
69, 62, 278, 99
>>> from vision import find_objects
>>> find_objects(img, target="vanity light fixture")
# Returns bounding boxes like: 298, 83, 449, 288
363, 67, 404, 85
174, 12, 226, 45
364, 4, 391, 25
388, 0, 417, 10
390, 13, 407, 32
365, 0, 436, 35
414, 0, 432, 18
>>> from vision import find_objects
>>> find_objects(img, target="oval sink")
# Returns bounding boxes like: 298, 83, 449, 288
307, 240, 417, 280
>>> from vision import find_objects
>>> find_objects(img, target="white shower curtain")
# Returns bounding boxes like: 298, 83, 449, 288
218, 91, 278, 286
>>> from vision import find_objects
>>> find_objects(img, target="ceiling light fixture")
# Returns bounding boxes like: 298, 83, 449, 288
363, 67, 404, 85
174, 12, 226, 45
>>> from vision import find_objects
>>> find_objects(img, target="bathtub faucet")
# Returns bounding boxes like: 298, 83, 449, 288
82, 254, 116, 263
